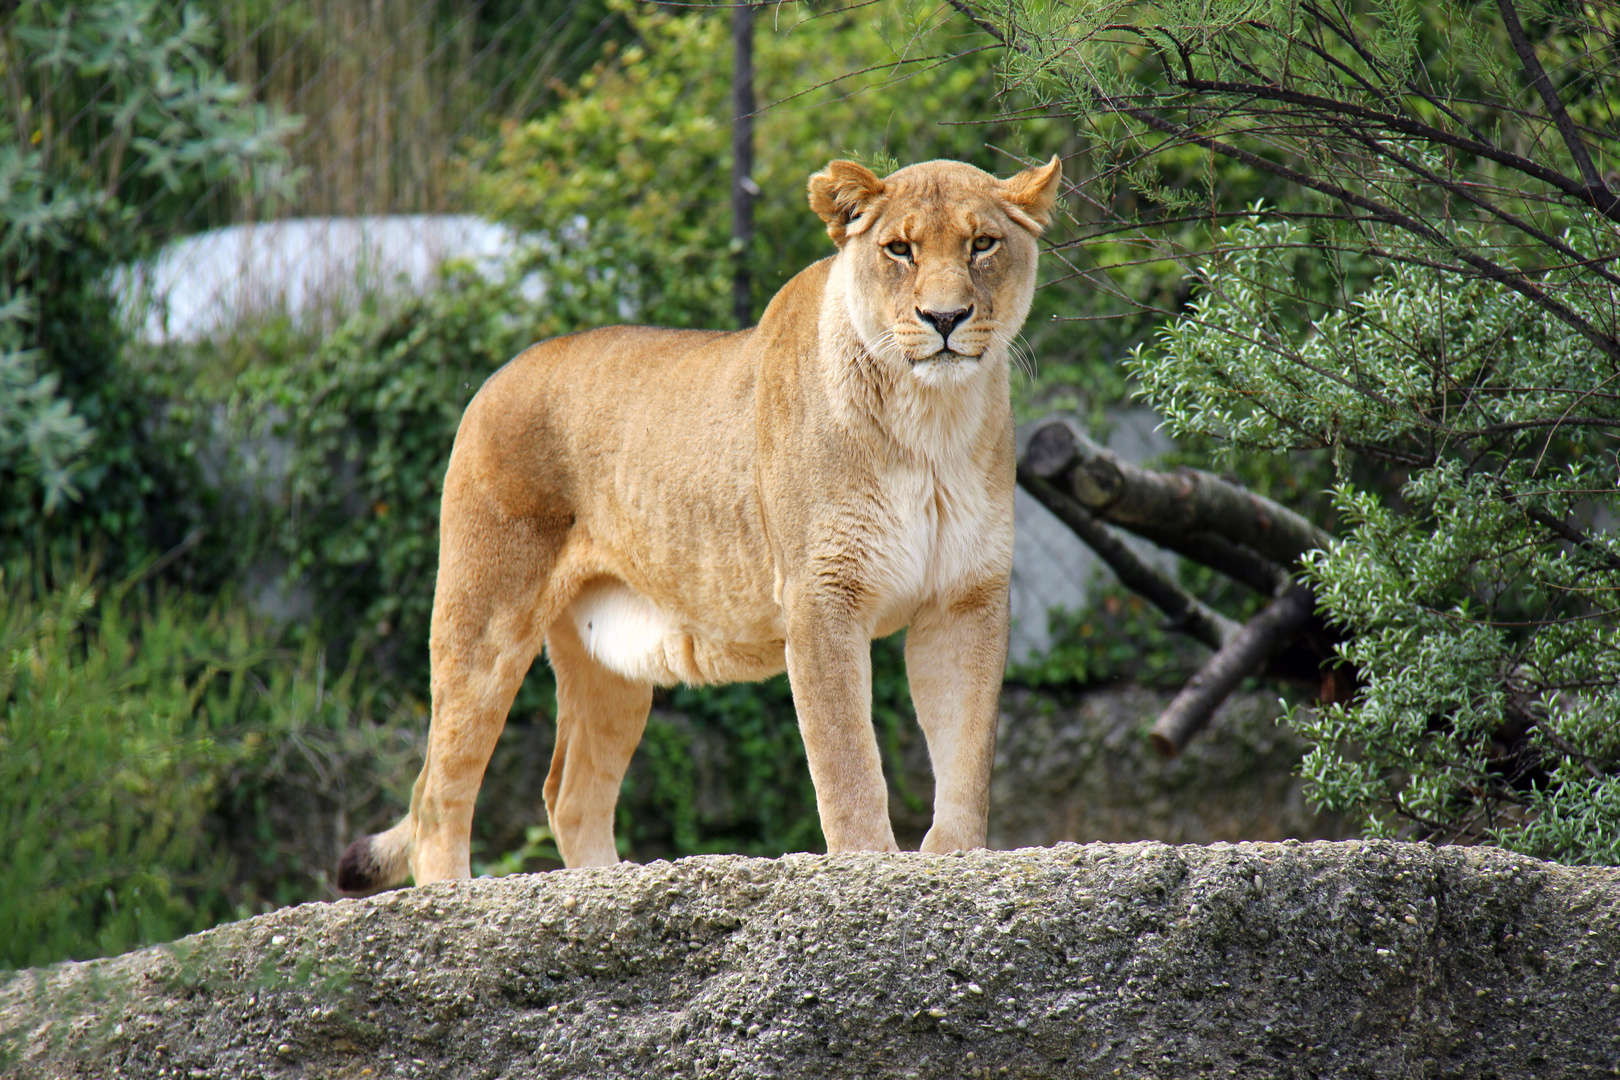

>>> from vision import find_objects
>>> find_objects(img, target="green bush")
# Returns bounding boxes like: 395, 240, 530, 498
0, 0, 296, 576
0, 559, 431, 970
1142, 224, 1620, 864
0, 565, 262, 968
963, 0, 1620, 864
1009, 588, 1210, 691
469, 0, 1037, 331
0, 550, 443, 971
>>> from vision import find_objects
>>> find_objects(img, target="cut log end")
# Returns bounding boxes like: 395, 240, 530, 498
1024, 420, 1081, 478
1148, 729, 1178, 759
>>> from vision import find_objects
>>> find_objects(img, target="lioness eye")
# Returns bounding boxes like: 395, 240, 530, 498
885, 240, 912, 258
972, 236, 997, 253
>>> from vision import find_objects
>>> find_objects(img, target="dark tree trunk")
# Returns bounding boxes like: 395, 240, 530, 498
731, 3, 755, 329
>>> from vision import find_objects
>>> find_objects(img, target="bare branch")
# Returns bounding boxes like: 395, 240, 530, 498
1016, 466, 1241, 651
1103, 98, 1620, 365
1495, 0, 1618, 214
1150, 583, 1317, 758
1155, 73, 1619, 223
945, 0, 1620, 231
1350, 133, 1620, 290
943, 0, 1012, 49
1525, 507, 1620, 575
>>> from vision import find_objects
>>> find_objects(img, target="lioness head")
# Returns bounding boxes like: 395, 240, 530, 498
808, 156, 1061, 380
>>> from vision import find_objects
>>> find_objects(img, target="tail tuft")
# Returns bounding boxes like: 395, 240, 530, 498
337, 836, 385, 895
337, 824, 411, 895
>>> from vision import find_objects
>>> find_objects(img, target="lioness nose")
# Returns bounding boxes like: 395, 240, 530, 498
917, 305, 973, 343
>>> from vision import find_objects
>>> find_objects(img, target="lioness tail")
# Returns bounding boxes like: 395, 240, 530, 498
337, 816, 412, 895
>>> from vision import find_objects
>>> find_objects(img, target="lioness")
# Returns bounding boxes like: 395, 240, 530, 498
337, 156, 1061, 892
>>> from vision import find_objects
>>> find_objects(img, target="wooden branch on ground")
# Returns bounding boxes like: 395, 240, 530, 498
1110, 519, 1289, 597
1018, 417, 1347, 755
1149, 584, 1317, 758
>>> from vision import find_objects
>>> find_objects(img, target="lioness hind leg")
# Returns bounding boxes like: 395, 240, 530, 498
338, 481, 557, 894
542, 617, 653, 867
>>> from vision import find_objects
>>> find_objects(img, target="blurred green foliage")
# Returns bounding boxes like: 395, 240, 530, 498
1010, 589, 1209, 691
0, 0, 297, 576
234, 270, 542, 687
0, 564, 243, 969
0, 562, 423, 969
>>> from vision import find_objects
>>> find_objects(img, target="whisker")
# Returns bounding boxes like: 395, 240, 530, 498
1009, 332, 1039, 386
875, 329, 906, 365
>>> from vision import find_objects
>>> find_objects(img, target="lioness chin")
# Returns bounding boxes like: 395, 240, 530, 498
337, 155, 1062, 892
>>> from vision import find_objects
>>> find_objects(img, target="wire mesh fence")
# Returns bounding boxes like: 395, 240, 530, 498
209, 0, 622, 223
6, 0, 626, 342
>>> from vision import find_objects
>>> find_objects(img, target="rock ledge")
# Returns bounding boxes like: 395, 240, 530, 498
4, 841, 1618, 1079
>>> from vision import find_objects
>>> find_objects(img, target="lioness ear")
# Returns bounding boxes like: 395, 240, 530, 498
808, 160, 886, 245
998, 155, 1064, 234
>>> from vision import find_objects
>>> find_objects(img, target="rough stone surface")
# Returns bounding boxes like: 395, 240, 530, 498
5, 842, 1618, 1079
983, 689, 1355, 849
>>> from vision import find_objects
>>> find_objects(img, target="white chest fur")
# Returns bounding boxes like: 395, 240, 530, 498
866, 452, 1012, 631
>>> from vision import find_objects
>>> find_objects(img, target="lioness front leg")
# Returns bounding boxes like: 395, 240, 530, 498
905, 581, 1010, 853
784, 600, 899, 853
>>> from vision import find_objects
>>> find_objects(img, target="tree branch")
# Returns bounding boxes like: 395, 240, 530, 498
1526, 507, 1620, 574
1016, 466, 1240, 651
945, 0, 1620, 241
944, 0, 1012, 49
1162, 76, 1605, 217
1350, 132, 1620, 290
1118, 521, 1290, 597
1495, 0, 1619, 215
1300, 2, 1499, 147
1101, 97, 1620, 365
1023, 418, 1335, 568
1149, 583, 1317, 758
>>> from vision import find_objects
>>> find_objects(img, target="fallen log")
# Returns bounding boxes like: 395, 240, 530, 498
1017, 465, 1239, 651
1023, 418, 1334, 567
1149, 583, 1317, 757
1019, 418, 1344, 754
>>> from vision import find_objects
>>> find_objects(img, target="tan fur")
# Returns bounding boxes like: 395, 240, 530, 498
337, 156, 1062, 891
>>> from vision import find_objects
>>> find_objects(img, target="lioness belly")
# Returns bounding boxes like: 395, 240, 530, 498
567, 579, 785, 687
